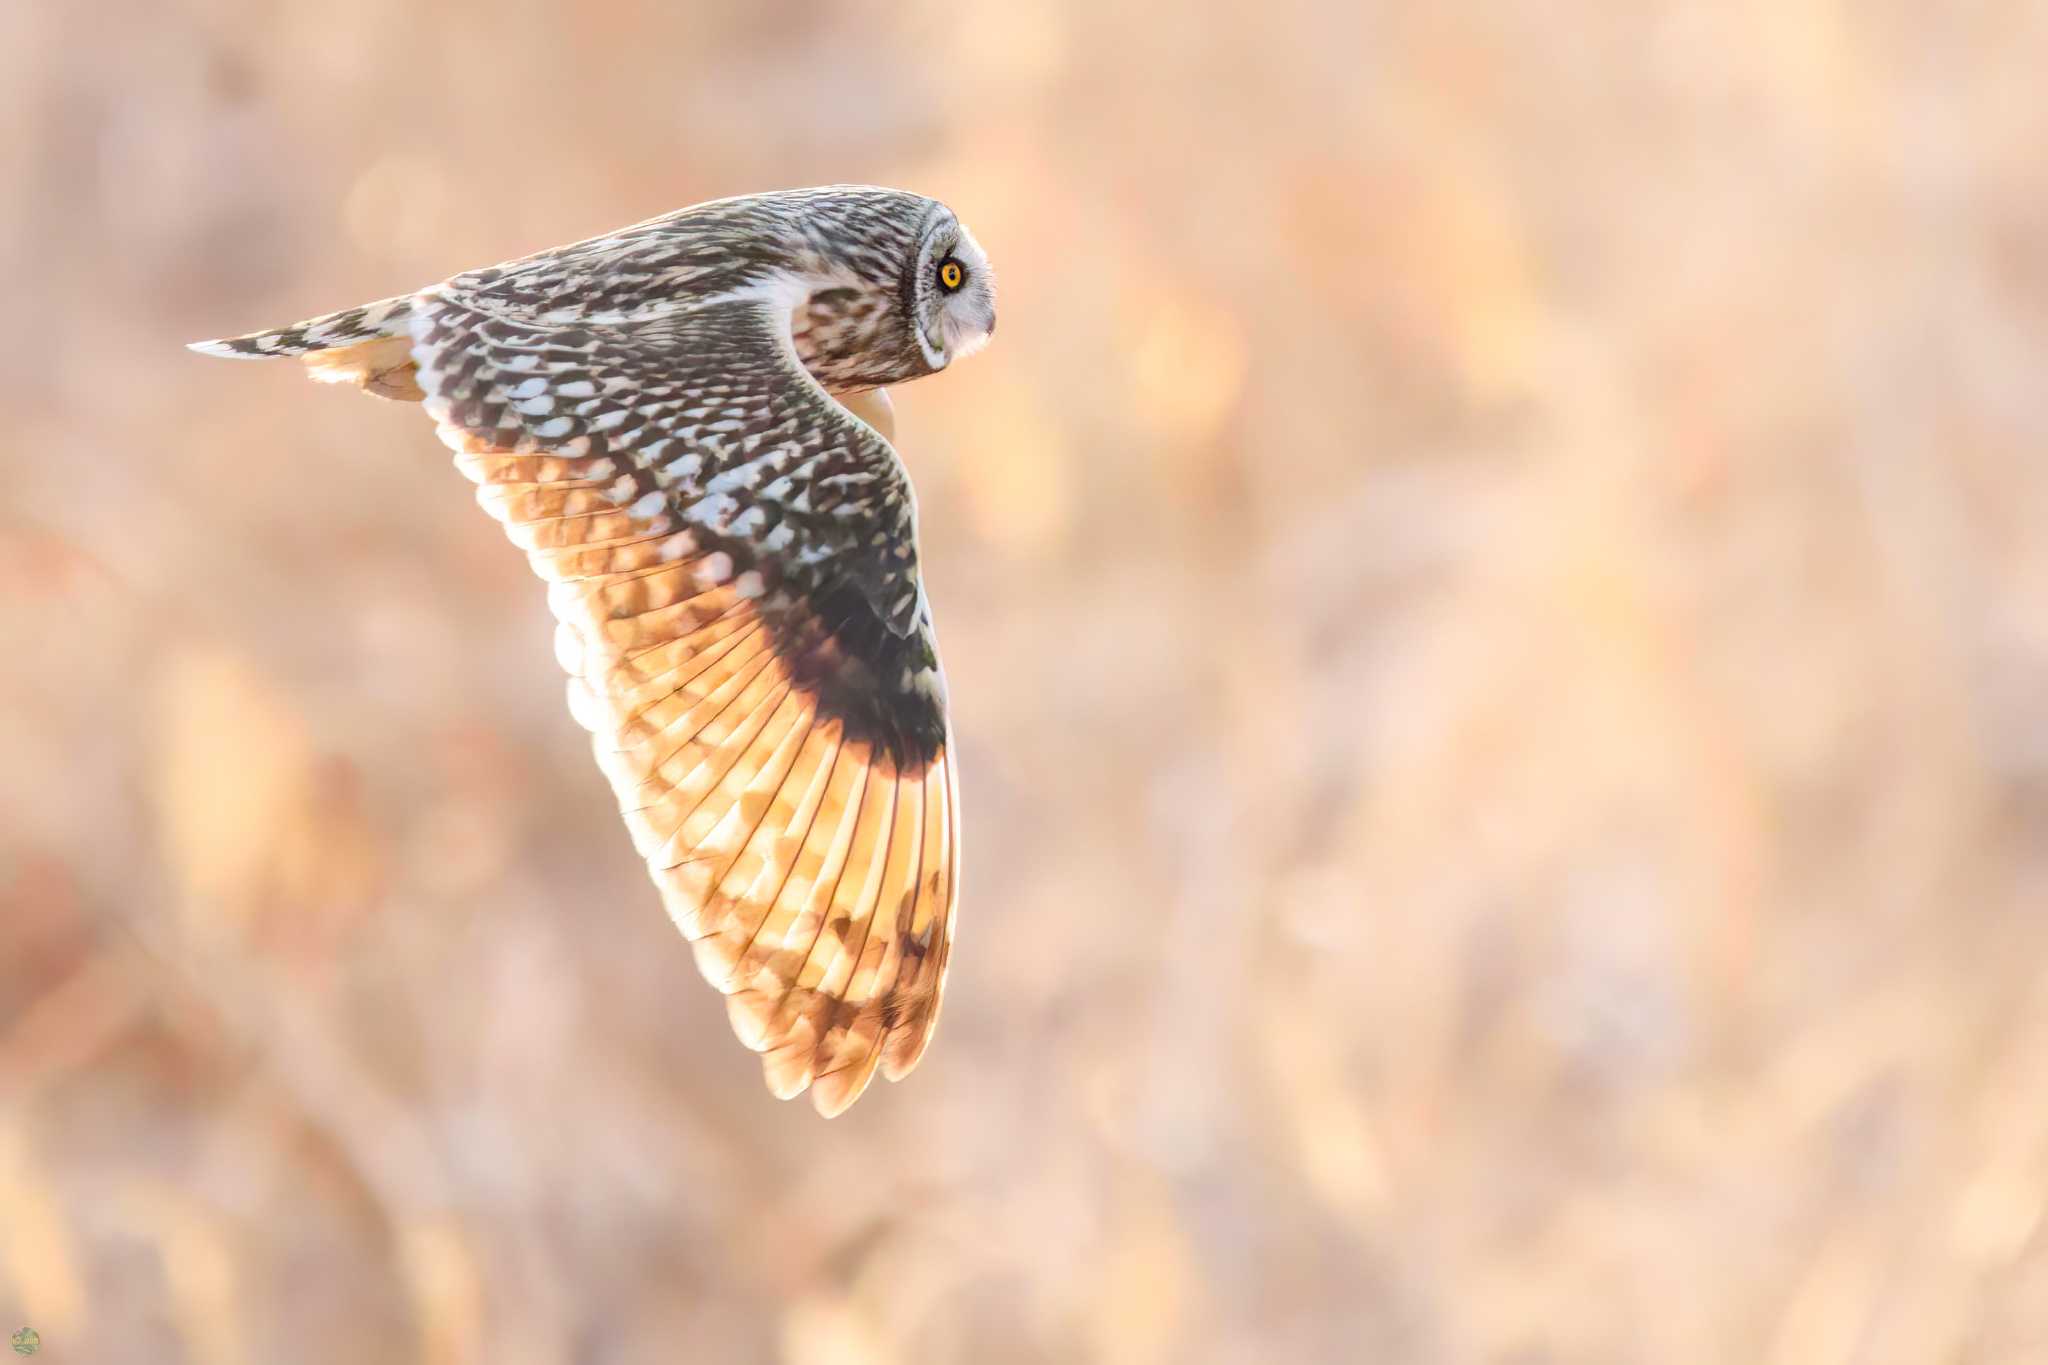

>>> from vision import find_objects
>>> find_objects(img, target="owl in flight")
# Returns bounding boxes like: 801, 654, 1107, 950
192, 186, 995, 1115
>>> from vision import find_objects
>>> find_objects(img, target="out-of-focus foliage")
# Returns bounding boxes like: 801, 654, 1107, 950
5, 1, 2048, 1361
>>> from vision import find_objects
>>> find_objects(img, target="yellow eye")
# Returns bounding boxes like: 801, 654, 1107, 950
938, 258, 965, 292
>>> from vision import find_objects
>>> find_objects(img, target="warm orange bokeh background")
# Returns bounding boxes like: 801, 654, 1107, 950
6, 2, 2048, 1361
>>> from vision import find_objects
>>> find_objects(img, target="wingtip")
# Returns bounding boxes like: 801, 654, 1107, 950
809, 1088, 857, 1119
809, 1054, 882, 1118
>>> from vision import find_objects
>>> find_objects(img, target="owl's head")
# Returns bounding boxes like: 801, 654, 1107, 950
785, 188, 996, 392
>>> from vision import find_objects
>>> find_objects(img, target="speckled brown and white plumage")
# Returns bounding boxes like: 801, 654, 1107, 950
192, 186, 996, 1116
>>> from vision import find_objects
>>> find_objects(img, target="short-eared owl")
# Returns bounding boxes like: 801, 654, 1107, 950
192, 186, 995, 1116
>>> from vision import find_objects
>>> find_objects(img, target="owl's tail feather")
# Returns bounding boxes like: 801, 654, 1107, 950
189, 293, 425, 402
188, 293, 416, 359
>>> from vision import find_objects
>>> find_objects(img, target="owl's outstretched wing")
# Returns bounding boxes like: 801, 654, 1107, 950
413, 288, 958, 1117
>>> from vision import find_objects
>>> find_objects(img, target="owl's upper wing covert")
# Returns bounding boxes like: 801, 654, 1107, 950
411, 288, 957, 1117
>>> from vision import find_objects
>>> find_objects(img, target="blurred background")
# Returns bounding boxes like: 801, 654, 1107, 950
4, 1, 2048, 1361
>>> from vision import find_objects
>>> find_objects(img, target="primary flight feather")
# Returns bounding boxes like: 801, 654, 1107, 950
192, 186, 996, 1116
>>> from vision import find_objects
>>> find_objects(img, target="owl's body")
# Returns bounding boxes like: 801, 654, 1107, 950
193, 186, 996, 1116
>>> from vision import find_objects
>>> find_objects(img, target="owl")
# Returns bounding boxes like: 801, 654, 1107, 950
192, 186, 996, 1116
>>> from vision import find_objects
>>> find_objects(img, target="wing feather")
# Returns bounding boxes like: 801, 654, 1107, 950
750, 753, 872, 1099
755, 756, 883, 1101
883, 748, 957, 1080
811, 770, 925, 1113
427, 290, 957, 1115
712, 723, 845, 1020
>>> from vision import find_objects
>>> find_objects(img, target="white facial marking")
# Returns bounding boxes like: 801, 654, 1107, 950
936, 221, 996, 362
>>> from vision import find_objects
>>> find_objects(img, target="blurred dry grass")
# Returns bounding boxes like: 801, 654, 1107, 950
4, 1, 2048, 1361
